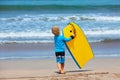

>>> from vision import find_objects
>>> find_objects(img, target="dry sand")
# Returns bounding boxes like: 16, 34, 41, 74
0, 58, 120, 80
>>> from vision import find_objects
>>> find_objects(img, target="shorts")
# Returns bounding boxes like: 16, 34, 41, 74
55, 52, 65, 64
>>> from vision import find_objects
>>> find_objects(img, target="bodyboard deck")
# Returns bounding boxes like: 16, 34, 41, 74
63, 22, 94, 68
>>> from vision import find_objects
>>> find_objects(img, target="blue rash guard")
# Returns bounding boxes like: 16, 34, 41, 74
54, 35, 72, 52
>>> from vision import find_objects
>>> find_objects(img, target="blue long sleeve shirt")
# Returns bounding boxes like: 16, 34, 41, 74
54, 35, 72, 52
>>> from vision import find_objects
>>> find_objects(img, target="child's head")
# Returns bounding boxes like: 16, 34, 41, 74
52, 26, 60, 36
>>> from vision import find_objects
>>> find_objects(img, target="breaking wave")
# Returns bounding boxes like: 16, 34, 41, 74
0, 15, 120, 22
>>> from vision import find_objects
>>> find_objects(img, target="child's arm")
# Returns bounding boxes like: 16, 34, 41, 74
62, 35, 75, 42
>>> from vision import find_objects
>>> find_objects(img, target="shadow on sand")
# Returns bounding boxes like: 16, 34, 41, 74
66, 69, 92, 73
55, 69, 92, 74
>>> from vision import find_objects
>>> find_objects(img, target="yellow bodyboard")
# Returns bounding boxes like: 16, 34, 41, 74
63, 22, 94, 68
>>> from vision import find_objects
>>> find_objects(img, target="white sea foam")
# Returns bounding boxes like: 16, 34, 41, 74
0, 29, 120, 43
95, 54, 120, 58
0, 31, 53, 38
0, 14, 120, 43
90, 16, 120, 21
0, 29, 119, 38
0, 14, 120, 22
85, 29, 120, 36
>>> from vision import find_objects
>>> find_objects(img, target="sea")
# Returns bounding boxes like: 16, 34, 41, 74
0, 0, 120, 60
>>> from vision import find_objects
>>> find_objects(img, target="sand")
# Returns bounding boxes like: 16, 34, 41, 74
0, 41, 120, 80
0, 58, 120, 80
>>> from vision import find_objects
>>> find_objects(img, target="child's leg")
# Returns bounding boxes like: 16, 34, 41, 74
61, 63, 65, 74
57, 63, 62, 73
57, 63, 65, 74
61, 63, 64, 71
55, 52, 65, 74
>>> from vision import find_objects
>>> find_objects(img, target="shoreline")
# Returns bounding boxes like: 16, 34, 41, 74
0, 41, 120, 59
0, 40, 120, 80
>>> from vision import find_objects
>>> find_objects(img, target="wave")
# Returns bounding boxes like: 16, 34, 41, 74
86, 29, 120, 36
100, 39, 120, 42
0, 32, 54, 43
1, 39, 120, 44
86, 29, 120, 42
0, 14, 120, 43
1, 15, 120, 22
0, 29, 119, 38
0, 29, 120, 43
0, 5, 120, 11
0, 31, 53, 38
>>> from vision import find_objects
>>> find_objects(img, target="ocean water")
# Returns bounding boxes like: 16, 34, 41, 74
0, 0, 120, 59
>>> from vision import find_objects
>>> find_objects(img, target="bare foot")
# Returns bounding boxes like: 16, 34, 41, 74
60, 70, 66, 74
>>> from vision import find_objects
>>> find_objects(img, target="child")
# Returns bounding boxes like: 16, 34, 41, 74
52, 26, 75, 74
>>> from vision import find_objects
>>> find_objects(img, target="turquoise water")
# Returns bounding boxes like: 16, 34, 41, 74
0, 0, 120, 5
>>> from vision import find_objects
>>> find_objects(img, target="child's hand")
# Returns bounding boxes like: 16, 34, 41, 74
72, 27, 76, 38
71, 33, 76, 39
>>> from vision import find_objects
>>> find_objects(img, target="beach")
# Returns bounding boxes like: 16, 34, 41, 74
0, 0, 120, 80
0, 58, 120, 80
0, 42, 120, 80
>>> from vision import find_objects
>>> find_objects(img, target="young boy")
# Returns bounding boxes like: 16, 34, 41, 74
52, 26, 75, 74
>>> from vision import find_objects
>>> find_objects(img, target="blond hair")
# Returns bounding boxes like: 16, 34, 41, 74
52, 26, 60, 36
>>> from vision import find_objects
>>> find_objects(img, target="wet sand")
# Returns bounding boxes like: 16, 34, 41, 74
0, 41, 120, 80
